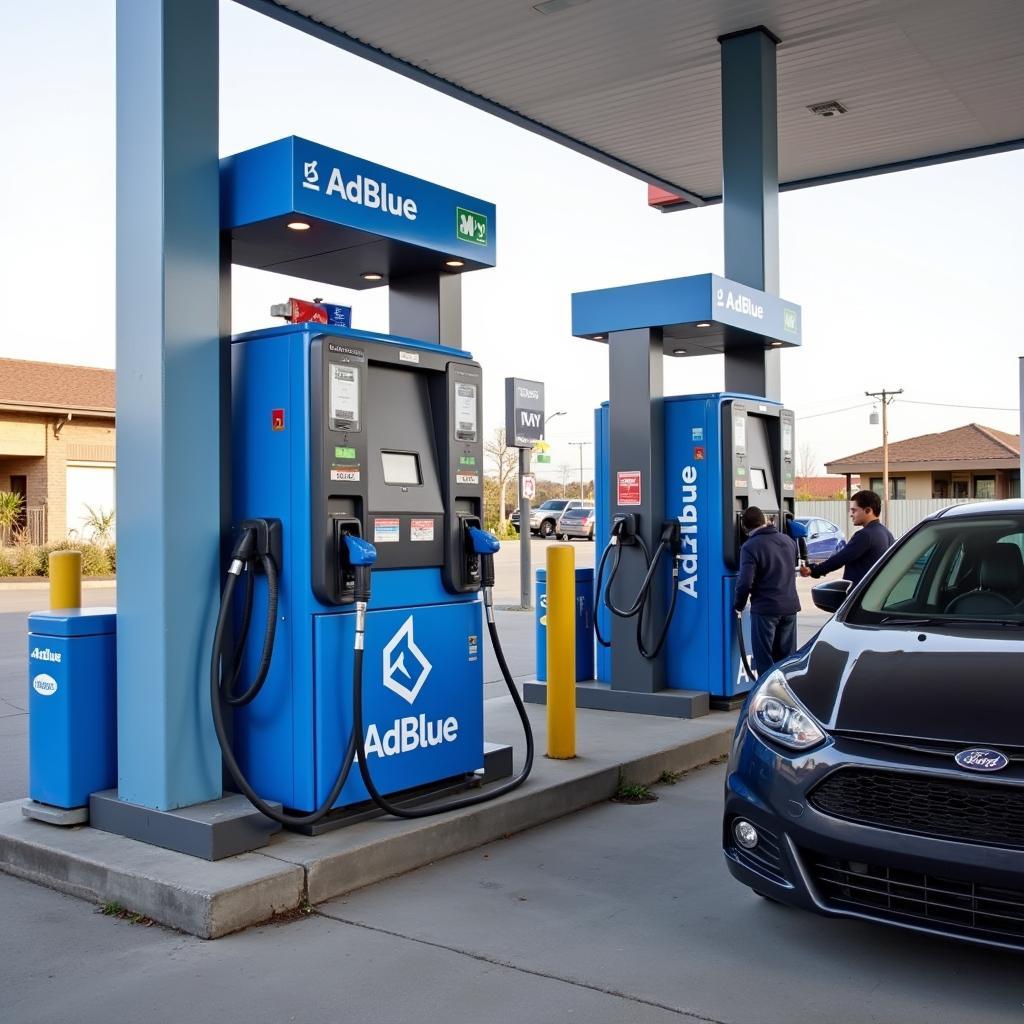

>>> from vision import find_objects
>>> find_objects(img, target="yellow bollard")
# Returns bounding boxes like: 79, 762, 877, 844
546, 543, 576, 759
49, 550, 82, 610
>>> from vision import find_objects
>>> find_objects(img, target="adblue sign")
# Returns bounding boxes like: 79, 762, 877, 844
505, 378, 546, 448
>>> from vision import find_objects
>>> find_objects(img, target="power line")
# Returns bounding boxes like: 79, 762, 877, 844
898, 398, 1019, 412
796, 403, 872, 421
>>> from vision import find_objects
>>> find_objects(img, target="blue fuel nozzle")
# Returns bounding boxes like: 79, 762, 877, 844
468, 527, 500, 556
344, 534, 378, 567
343, 534, 376, 602
786, 519, 808, 540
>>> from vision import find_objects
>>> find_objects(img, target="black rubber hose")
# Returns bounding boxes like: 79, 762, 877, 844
210, 562, 358, 828
593, 541, 616, 648
353, 615, 535, 819
224, 552, 278, 708
604, 534, 660, 619
637, 562, 679, 660
225, 565, 255, 698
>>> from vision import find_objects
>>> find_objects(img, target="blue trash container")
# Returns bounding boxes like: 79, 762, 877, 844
535, 568, 595, 682
28, 608, 117, 809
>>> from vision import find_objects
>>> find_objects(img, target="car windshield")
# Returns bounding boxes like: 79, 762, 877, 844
539, 501, 568, 510
848, 513, 1024, 626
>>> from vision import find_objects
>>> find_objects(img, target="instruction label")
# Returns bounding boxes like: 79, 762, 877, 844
331, 468, 360, 482
410, 518, 435, 542
374, 518, 400, 543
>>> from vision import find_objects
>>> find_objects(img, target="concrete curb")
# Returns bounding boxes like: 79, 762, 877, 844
0, 703, 737, 938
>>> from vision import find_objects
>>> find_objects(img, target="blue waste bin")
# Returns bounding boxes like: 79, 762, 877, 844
28, 608, 117, 809
535, 568, 595, 682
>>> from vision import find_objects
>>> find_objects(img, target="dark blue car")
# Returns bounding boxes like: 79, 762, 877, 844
725, 499, 1024, 950
794, 516, 845, 564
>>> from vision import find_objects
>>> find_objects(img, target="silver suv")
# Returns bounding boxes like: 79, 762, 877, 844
528, 499, 586, 538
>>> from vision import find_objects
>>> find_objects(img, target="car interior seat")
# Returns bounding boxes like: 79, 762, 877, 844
944, 543, 1024, 615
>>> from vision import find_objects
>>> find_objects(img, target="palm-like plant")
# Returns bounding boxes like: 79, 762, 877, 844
82, 504, 116, 545
0, 491, 25, 545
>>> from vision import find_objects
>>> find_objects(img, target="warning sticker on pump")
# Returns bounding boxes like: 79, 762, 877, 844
456, 472, 479, 486
617, 471, 641, 506
374, 518, 400, 543
410, 518, 434, 542
468, 634, 479, 661
331, 468, 360, 482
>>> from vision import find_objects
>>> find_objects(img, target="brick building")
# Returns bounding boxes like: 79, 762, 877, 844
0, 358, 116, 543
826, 424, 1021, 501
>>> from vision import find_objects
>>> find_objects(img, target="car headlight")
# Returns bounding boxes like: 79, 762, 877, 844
748, 670, 826, 751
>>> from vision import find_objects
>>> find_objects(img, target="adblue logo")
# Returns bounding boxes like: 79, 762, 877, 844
30, 647, 61, 664
300, 158, 419, 221
382, 616, 432, 705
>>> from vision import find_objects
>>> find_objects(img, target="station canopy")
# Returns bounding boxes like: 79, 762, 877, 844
240, 0, 1024, 206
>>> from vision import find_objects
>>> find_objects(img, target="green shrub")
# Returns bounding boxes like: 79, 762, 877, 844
0, 549, 15, 577
79, 543, 112, 577
106, 542, 116, 574
12, 544, 43, 577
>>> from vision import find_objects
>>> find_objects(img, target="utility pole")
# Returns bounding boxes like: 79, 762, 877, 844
866, 388, 903, 518
568, 441, 590, 500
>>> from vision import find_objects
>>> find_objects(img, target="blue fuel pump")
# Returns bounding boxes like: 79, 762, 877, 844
211, 325, 532, 829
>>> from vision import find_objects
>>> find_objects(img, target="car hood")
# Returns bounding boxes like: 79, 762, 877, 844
784, 619, 1024, 746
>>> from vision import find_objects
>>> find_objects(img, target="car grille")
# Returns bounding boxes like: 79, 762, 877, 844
728, 819, 785, 882
809, 767, 1024, 848
806, 852, 1024, 946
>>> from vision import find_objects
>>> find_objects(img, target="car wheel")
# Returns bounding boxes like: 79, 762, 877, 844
539, 520, 554, 538
587, 526, 594, 541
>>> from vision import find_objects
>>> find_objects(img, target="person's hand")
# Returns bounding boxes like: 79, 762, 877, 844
799, 565, 812, 578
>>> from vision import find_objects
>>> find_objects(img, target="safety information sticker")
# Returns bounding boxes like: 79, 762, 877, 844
331, 468, 360, 482
410, 518, 434, 542
617, 471, 641, 506
374, 518, 400, 543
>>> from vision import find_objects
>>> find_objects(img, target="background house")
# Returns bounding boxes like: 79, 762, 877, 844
0, 358, 116, 543
825, 424, 1020, 502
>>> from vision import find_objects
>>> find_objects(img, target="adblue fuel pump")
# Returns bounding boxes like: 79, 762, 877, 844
214, 323, 532, 829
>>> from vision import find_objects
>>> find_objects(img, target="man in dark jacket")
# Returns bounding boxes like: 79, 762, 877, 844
734, 506, 801, 676
800, 489, 895, 587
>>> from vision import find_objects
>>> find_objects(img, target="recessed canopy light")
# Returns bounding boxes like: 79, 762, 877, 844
770, 341, 783, 348
673, 348, 687, 356
361, 272, 384, 282
807, 100, 847, 118
591, 334, 605, 341
696, 321, 711, 328
444, 260, 465, 268
286, 221, 310, 231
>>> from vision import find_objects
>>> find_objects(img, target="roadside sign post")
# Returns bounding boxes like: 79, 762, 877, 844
506, 378, 546, 610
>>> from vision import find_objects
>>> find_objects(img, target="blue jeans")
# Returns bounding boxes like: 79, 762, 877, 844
750, 613, 797, 677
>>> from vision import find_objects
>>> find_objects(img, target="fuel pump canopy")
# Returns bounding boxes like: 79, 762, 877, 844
571, 274, 801, 357
221, 136, 496, 288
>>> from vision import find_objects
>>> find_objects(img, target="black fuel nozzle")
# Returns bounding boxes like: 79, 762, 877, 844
611, 513, 638, 545
343, 533, 377, 603
232, 518, 282, 575
660, 519, 682, 552
467, 526, 500, 590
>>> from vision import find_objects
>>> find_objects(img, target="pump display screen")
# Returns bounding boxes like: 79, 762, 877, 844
330, 364, 360, 430
749, 468, 767, 490
381, 450, 421, 485
456, 383, 478, 442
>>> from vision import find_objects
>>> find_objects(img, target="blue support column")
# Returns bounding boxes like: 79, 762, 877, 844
115, 0, 222, 809
720, 27, 781, 400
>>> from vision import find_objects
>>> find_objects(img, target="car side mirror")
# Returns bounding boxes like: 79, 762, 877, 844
812, 579, 851, 613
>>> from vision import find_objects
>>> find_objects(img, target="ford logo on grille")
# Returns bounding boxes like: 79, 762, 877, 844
954, 748, 1009, 772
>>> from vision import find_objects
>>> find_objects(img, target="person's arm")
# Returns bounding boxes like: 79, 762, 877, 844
734, 543, 756, 612
810, 528, 867, 579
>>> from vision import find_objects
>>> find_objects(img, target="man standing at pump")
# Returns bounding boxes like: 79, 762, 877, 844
733, 506, 801, 676
800, 489, 895, 587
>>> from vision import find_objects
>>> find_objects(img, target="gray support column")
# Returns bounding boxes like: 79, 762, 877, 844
720, 27, 781, 400
608, 329, 665, 692
389, 272, 462, 347
115, 0, 222, 809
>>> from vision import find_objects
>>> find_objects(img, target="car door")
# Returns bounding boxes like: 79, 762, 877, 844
806, 519, 827, 562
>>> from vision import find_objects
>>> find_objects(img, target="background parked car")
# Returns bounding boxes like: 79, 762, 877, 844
794, 516, 846, 564
510, 499, 588, 537
556, 502, 595, 540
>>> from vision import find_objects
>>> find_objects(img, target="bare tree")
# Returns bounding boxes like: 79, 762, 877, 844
557, 463, 573, 498
797, 442, 819, 479
484, 428, 519, 525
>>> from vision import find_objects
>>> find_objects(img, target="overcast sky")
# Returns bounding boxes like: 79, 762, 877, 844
2, 0, 1021, 478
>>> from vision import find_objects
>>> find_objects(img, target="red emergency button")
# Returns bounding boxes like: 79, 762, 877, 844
271, 409, 285, 431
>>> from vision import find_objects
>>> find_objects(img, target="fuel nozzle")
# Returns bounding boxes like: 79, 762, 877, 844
343, 533, 377, 603
467, 526, 500, 590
